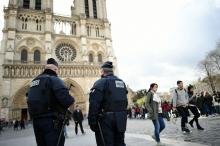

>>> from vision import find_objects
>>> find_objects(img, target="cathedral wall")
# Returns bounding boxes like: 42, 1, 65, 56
0, 0, 117, 121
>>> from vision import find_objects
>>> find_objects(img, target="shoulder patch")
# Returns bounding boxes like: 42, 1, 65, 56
90, 89, 96, 93
30, 80, 40, 87
115, 80, 125, 88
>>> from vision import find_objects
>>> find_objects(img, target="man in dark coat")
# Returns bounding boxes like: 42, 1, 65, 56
88, 61, 128, 146
73, 105, 85, 135
28, 58, 75, 146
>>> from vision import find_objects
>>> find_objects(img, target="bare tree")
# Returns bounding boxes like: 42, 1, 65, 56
199, 59, 216, 93
198, 44, 220, 93
208, 48, 220, 72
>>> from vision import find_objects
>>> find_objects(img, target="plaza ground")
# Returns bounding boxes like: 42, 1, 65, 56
0, 115, 219, 146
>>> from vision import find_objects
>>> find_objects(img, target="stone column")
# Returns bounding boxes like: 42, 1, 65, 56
9, 0, 18, 6
5, 8, 17, 62
45, 13, 53, 59
104, 22, 111, 40
43, 0, 53, 12
18, 0, 23, 8
73, 0, 85, 17
30, 0, 35, 9
102, 0, 107, 20
89, 0, 94, 18
80, 19, 88, 62
97, 0, 103, 19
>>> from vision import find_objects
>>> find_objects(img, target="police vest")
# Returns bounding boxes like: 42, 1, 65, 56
27, 74, 53, 118
102, 77, 128, 112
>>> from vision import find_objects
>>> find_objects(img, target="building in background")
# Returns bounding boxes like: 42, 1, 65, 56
0, 0, 117, 120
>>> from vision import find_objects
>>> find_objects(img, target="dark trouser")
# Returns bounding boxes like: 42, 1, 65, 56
163, 111, 170, 120
75, 121, 84, 134
95, 130, 125, 146
197, 107, 204, 115
188, 106, 200, 125
95, 113, 126, 146
152, 114, 165, 142
177, 106, 189, 128
204, 104, 213, 116
33, 118, 65, 146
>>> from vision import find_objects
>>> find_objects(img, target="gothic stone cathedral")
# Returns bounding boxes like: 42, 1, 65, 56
0, 0, 118, 120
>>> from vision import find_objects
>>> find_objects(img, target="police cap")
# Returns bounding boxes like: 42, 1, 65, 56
47, 58, 58, 67
101, 61, 113, 69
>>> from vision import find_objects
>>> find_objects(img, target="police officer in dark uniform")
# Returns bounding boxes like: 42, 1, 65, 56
27, 58, 75, 146
88, 61, 128, 146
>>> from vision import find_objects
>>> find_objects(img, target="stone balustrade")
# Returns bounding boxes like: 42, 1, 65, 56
3, 63, 100, 78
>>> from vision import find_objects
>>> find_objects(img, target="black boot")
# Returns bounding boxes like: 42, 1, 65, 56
189, 120, 194, 128
182, 127, 191, 133
195, 118, 204, 130
197, 124, 204, 130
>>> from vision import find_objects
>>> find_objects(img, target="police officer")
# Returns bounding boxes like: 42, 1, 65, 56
88, 61, 128, 146
27, 58, 75, 146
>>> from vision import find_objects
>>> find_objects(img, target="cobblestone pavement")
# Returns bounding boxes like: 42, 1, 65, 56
126, 115, 220, 146
0, 115, 219, 146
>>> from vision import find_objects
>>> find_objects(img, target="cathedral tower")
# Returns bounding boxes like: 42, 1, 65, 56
0, 0, 117, 120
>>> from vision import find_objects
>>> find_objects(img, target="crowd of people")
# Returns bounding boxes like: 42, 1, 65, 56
125, 81, 220, 146
142, 81, 220, 146
128, 89, 220, 120
127, 106, 147, 119
0, 119, 28, 134
13, 119, 26, 130
0, 109, 86, 136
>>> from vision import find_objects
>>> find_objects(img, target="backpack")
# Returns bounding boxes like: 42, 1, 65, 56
171, 88, 187, 108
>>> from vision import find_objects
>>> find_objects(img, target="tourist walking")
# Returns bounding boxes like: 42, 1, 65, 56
145, 83, 166, 146
161, 101, 171, 121
14, 120, 19, 131
172, 81, 191, 133
196, 92, 205, 115
187, 85, 204, 130
20, 119, 25, 130
73, 105, 85, 135
203, 92, 214, 117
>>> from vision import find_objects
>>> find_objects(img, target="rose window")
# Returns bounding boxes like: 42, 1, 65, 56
55, 43, 77, 62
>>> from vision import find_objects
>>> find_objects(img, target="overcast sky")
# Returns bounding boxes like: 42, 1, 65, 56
1, 0, 220, 92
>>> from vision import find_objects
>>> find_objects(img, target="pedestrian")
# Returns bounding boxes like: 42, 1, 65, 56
161, 101, 171, 121
141, 105, 146, 119
127, 107, 132, 119
88, 61, 128, 146
215, 91, 220, 114
145, 83, 166, 146
73, 105, 85, 135
132, 107, 135, 118
172, 80, 191, 133
27, 58, 75, 146
135, 106, 140, 119
196, 92, 204, 115
203, 92, 214, 117
14, 120, 19, 131
187, 85, 204, 130
20, 119, 25, 130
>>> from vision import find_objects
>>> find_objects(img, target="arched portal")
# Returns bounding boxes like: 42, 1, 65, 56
63, 78, 87, 114
10, 78, 87, 120
11, 84, 30, 120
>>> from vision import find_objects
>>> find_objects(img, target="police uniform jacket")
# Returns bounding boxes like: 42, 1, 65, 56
88, 74, 128, 132
28, 69, 75, 119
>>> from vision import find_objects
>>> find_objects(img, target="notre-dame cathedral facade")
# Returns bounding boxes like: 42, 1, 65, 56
0, 0, 119, 120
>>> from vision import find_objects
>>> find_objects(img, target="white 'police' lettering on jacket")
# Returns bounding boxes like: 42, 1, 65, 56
115, 80, 125, 88
30, 80, 40, 87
